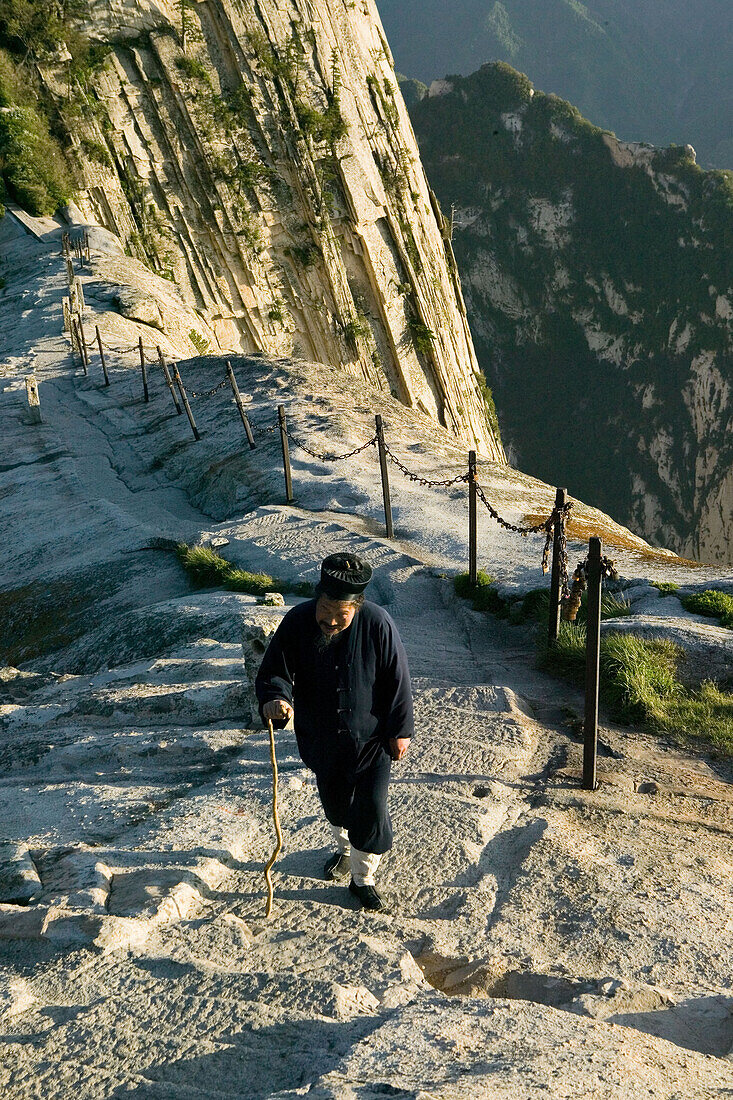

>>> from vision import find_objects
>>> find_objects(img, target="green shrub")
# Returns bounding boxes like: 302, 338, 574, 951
453, 570, 509, 616
513, 587, 550, 623
175, 54, 211, 85
0, 0, 70, 58
652, 581, 681, 597
0, 102, 72, 213
267, 299, 286, 325
682, 589, 733, 628
343, 314, 371, 350
79, 136, 112, 167
407, 317, 436, 356
188, 330, 209, 355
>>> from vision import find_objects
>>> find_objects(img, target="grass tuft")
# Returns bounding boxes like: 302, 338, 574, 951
454, 571, 509, 616
542, 623, 733, 755
681, 589, 733, 628
651, 581, 680, 597
599, 593, 633, 619
176, 544, 313, 597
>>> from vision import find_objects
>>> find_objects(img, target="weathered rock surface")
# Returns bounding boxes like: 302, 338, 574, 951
48, 0, 505, 460
0, 219, 731, 1098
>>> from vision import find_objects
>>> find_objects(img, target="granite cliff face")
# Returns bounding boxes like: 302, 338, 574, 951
407, 64, 733, 564
43, 0, 504, 460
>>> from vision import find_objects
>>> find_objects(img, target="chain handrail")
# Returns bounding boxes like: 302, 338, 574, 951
286, 424, 378, 463
61, 285, 577, 595
382, 440, 469, 488
188, 377, 230, 399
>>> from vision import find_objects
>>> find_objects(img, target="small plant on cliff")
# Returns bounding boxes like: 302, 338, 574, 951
407, 316, 436, 357
267, 299, 287, 325
475, 370, 502, 445
342, 313, 372, 351
175, 54, 211, 85
188, 330, 209, 355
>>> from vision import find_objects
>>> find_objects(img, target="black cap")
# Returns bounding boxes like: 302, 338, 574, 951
317, 553, 372, 600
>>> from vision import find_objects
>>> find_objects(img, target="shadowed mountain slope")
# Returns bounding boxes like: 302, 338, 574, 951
377, 0, 733, 168
406, 63, 733, 564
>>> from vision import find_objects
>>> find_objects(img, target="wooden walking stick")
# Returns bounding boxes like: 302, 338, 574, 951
264, 717, 283, 918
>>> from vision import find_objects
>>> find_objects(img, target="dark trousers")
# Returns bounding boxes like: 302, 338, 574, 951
314, 747, 393, 855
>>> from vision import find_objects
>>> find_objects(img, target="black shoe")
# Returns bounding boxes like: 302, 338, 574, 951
348, 879, 384, 911
324, 852, 351, 880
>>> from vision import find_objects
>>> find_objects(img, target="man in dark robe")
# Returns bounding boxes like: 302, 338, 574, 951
255, 553, 413, 911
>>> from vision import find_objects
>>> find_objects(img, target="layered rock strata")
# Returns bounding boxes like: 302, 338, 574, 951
50, 0, 504, 460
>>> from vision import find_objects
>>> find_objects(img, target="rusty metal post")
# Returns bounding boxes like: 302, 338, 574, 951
138, 336, 149, 403
583, 536, 603, 791
173, 365, 200, 440
72, 318, 88, 374
227, 361, 255, 449
158, 349, 182, 415
95, 326, 110, 387
548, 486, 567, 647
375, 415, 394, 538
278, 405, 294, 503
468, 450, 477, 586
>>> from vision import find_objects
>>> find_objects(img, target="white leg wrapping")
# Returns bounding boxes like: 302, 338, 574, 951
330, 824, 351, 856
350, 847, 381, 887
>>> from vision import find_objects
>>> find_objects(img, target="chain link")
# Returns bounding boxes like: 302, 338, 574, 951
247, 413, 279, 437
382, 441, 469, 488
188, 377, 230, 399
475, 482, 573, 596
286, 425, 378, 462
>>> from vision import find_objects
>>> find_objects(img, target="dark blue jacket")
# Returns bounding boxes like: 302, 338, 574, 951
255, 599, 413, 773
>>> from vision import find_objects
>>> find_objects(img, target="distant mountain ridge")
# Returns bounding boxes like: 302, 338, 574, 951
406, 63, 733, 564
377, 0, 733, 168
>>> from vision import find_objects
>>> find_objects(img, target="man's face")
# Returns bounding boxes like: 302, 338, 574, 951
315, 595, 358, 639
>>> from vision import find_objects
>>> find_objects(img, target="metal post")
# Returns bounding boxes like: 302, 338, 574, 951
72, 318, 87, 375
227, 361, 256, 449
173, 365, 200, 441
468, 450, 477, 586
547, 486, 567, 647
138, 336, 149, 403
278, 405, 294, 503
583, 536, 603, 791
375, 415, 394, 538
96, 326, 110, 387
158, 349, 182, 414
